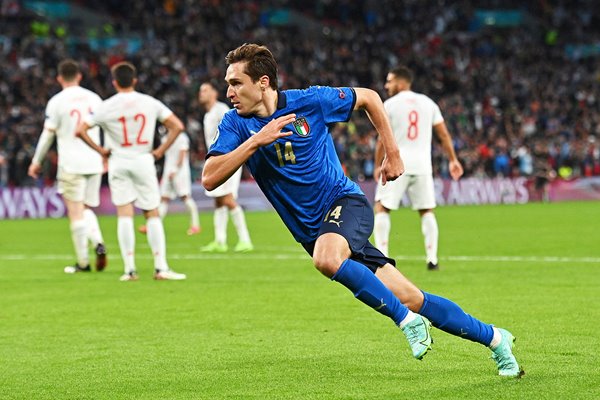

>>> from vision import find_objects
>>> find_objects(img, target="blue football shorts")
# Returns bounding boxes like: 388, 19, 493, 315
302, 194, 396, 273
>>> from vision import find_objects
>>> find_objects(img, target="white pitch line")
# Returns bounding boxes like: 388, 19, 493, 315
0, 253, 599, 263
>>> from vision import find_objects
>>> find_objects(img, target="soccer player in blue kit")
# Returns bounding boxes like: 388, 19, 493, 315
202, 43, 522, 377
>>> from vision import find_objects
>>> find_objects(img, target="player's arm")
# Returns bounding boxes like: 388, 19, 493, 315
433, 122, 463, 181
353, 88, 404, 184
28, 128, 56, 178
75, 122, 110, 158
152, 114, 184, 160
202, 114, 296, 191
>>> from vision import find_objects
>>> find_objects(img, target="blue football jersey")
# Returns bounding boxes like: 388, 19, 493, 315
208, 86, 363, 243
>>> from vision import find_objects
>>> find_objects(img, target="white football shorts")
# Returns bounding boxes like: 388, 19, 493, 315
375, 173, 436, 211
204, 167, 242, 198
57, 167, 102, 207
160, 168, 192, 199
108, 154, 160, 210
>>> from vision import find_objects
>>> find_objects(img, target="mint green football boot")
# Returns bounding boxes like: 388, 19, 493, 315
491, 328, 524, 377
401, 315, 433, 360
200, 241, 228, 253
234, 241, 254, 253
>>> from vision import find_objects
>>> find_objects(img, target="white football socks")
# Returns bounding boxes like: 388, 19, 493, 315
399, 310, 417, 329
374, 212, 391, 256
158, 201, 168, 219
489, 327, 502, 349
83, 209, 104, 247
230, 206, 251, 243
421, 212, 439, 265
214, 206, 228, 245
185, 197, 199, 228
117, 216, 136, 273
146, 217, 168, 272
70, 219, 89, 267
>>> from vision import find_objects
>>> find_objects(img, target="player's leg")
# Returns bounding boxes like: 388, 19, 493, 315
409, 175, 438, 270
309, 195, 431, 359
374, 175, 407, 256
418, 209, 438, 270
200, 196, 228, 252
223, 169, 252, 251
64, 198, 91, 272
375, 264, 522, 376
182, 195, 200, 235
373, 202, 391, 256
83, 173, 107, 271
158, 198, 169, 219
109, 158, 138, 280
58, 169, 91, 273
133, 157, 185, 280
116, 203, 137, 280
173, 169, 200, 235
222, 196, 253, 252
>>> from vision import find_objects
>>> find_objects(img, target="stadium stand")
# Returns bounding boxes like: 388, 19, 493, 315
1, 0, 599, 187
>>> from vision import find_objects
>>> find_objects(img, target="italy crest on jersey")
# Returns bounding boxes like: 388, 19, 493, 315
292, 117, 310, 137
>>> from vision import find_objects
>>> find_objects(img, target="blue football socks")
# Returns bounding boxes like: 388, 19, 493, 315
418, 291, 493, 346
332, 259, 409, 325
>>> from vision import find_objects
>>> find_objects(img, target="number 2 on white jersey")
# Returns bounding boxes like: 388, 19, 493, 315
118, 114, 148, 147
70, 107, 93, 137
407, 110, 419, 140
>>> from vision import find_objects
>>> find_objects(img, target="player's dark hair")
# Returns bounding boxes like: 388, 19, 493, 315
111, 61, 137, 88
58, 59, 80, 81
225, 43, 278, 90
201, 80, 219, 91
389, 65, 413, 83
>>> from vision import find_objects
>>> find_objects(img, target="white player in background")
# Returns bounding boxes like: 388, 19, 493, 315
28, 59, 107, 274
374, 66, 463, 270
138, 129, 200, 236
76, 61, 186, 281
198, 81, 253, 253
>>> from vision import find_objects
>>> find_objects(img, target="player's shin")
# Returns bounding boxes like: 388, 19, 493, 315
184, 197, 199, 228
117, 216, 136, 273
374, 212, 391, 257
214, 206, 228, 244
83, 209, 104, 246
332, 259, 411, 326
146, 217, 168, 271
418, 291, 494, 346
230, 206, 251, 243
70, 219, 89, 267
421, 213, 438, 265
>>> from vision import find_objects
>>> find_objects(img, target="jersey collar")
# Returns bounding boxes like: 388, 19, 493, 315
277, 91, 287, 109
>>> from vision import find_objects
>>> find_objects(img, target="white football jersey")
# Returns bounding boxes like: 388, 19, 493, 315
384, 90, 444, 175
162, 132, 190, 175
43, 86, 103, 174
203, 101, 230, 149
86, 91, 173, 158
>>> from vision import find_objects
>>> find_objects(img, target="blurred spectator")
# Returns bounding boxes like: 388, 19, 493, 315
1, 0, 600, 187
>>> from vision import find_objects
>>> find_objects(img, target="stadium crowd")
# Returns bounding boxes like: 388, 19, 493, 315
1, 0, 599, 187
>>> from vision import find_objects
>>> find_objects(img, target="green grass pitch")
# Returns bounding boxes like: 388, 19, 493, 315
1, 201, 599, 399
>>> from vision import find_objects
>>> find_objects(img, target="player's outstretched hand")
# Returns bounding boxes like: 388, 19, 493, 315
252, 114, 296, 147
380, 150, 404, 185
449, 160, 464, 181
28, 163, 41, 179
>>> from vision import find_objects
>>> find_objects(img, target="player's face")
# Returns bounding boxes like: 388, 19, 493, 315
384, 73, 402, 97
225, 62, 263, 116
198, 83, 216, 106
